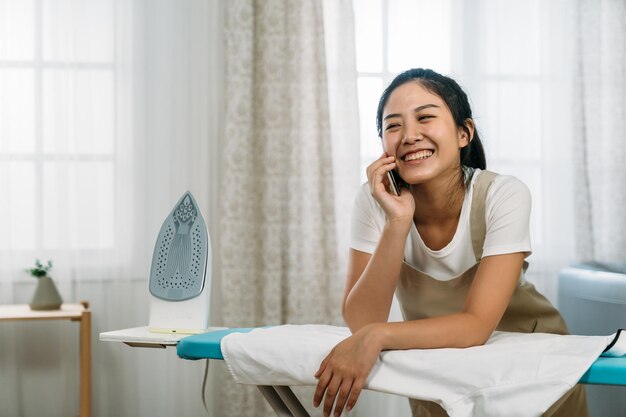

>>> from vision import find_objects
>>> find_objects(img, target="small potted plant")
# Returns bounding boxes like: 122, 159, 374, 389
27, 259, 63, 310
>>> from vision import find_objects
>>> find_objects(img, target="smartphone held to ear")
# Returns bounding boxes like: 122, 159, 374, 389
386, 170, 402, 196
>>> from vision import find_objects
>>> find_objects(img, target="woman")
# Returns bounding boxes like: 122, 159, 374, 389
313, 68, 587, 417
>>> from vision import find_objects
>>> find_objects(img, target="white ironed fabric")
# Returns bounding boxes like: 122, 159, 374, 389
222, 325, 617, 417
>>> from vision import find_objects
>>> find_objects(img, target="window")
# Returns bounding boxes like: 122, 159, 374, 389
353, 0, 452, 183
0, 0, 116, 252
353, 0, 549, 254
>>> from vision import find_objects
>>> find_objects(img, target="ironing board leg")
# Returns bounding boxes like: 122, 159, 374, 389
274, 386, 311, 417
258, 386, 295, 416
257, 386, 311, 417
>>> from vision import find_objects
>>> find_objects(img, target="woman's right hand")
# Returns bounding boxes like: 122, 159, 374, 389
366, 152, 415, 226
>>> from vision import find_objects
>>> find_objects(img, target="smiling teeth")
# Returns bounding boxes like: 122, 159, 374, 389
405, 150, 433, 161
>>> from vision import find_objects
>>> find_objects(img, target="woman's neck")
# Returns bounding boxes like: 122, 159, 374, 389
410, 169, 465, 226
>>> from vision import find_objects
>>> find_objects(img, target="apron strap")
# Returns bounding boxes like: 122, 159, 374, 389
470, 170, 498, 262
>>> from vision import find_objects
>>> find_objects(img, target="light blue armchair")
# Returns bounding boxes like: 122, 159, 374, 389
559, 263, 626, 416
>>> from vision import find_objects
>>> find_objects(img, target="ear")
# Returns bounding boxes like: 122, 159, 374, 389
458, 118, 475, 148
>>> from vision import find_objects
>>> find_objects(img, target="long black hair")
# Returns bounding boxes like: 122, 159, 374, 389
376, 68, 486, 170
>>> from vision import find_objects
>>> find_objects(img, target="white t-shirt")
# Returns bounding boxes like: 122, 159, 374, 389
350, 168, 532, 281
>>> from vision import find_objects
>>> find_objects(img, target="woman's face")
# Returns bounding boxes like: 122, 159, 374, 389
381, 81, 470, 185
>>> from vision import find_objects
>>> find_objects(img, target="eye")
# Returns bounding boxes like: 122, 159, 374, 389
418, 115, 434, 122
385, 123, 400, 131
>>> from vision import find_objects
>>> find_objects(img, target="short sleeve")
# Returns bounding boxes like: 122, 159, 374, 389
349, 183, 385, 254
482, 175, 532, 258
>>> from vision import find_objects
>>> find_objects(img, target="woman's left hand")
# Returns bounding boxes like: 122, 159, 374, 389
313, 324, 384, 417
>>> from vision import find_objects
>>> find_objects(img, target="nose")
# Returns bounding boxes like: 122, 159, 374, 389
402, 126, 423, 144
401, 117, 425, 144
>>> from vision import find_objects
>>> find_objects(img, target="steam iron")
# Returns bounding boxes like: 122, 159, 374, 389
148, 191, 212, 334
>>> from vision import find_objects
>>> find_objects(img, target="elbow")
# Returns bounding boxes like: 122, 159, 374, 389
341, 304, 360, 333
341, 298, 349, 324
454, 334, 490, 349
341, 299, 355, 330
342, 299, 376, 334
465, 333, 491, 348
342, 293, 390, 333
456, 314, 495, 348
453, 336, 487, 349
469, 327, 493, 347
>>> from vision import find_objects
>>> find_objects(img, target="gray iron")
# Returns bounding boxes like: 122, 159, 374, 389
148, 191, 212, 333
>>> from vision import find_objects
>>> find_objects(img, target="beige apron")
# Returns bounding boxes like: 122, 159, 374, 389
395, 170, 588, 417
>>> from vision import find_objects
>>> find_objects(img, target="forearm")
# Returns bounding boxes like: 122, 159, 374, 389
373, 312, 494, 350
367, 253, 524, 350
344, 220, 411, 331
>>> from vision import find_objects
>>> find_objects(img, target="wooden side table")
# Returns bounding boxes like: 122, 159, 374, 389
0, 302, 91, 417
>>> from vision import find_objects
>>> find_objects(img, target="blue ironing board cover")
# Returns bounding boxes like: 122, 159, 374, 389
177, 328, 254, 360
580, 357, 626, 385
176, 328, 626, 386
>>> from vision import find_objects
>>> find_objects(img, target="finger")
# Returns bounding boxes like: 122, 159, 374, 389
371, 157, 395, 180
323, 377, 342, 417
370, 160, 396, 191
315, 354, 331, 378
346, 378, 365, 411
313, 369, 332, 407
366, 154, 395, 182
379, 150, 392, 160
332, 380, 354, 417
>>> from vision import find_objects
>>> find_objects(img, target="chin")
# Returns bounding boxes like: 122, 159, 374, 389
400, 168, 436, 184
400, 160, 461, 185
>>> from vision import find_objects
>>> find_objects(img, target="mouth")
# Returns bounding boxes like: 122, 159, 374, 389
403, 149, 434, 162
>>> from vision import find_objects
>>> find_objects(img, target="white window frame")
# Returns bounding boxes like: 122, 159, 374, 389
0, 0, 117, 254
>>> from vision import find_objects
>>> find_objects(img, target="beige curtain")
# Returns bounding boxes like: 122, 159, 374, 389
219, 1, 356, 415
573, 0, 626, 265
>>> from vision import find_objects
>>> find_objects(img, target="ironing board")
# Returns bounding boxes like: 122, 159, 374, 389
100, 327, 626, 417
177, 328, 311, 417
176, 328, 626, 417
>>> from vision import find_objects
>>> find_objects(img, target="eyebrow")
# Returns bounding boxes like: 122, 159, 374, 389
383, 104, 440, 121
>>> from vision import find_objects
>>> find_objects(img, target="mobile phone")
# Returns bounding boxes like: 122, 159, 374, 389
386, 170, 402, 196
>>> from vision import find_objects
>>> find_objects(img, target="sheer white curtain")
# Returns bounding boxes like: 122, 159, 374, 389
323, 0, 362, 278
452, 0, 577, 302
573, 0, 626, 266
0, 0, 127, 290
0, 1, 225, 416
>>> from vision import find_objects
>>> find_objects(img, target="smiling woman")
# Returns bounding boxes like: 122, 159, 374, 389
313, 68, 587, 417
353, 2, 581, 323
